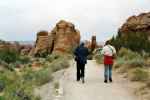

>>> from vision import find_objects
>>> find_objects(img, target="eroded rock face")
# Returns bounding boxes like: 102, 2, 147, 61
84, 35, 99, 51
32, 20, 80, 56
52, 20, 80, 53
20, 45, 33, 55
0, 41, 20, 52
32, 31, 53, 56
119, 12, 150, 39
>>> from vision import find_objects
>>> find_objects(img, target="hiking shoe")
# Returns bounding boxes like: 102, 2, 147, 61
77, 78, 80, 81
104, 80, 107, 83
82, 77, 85, 83
109, 78, 113, 82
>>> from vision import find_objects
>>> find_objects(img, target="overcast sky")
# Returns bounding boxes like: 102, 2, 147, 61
0, 0, 150, 42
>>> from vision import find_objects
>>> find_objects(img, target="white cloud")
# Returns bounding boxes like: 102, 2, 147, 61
0, 0, 150, 41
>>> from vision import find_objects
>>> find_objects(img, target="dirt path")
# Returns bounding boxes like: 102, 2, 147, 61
35, 60, 139, 100
59, 60, 139, 100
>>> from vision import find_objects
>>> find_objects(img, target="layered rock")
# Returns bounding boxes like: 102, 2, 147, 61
109, 12, 150, 52
51, 20, 80, 53
32, 20, 80, 56
0, 41, 20, 52
119, 12, 150, 40
20, 45, 33, 55
32, 31, 53, 56
84, 35, 99, 51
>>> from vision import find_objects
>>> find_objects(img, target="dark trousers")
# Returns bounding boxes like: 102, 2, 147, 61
76, 61, 85, 80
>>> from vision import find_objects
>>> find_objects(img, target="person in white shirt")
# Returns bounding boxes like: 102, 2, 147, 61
101, 40, 116, 83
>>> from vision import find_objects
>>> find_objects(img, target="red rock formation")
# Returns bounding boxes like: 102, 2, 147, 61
20, 45, 33, 55
32, 31, 53, 56
51, 20, 80, 53
84, 35, 101, 52
32, 20, 80, 56
0, 41, 20, 52
119, 12, 150, 39
91, 36, 97, 51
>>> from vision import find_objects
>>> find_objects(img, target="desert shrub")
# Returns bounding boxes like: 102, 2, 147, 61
46, 53, 61, 62
118, 48, 141, 60
0, 96, 4, 100
110, 32, 150, 53
126, 58, 145, 68
3, 81, 40, 100
94, 54, 103, 64
0, 52, 70, 99
114, 58, 125, 69
0, 49, 19, 64
50, 57, 69, 72
19, 56, 31, 64
114, 48, 145, 69
129, 68, 149, 82
118, 48, 129, 57
21, 67, 53, 86
0, 65, 52, 99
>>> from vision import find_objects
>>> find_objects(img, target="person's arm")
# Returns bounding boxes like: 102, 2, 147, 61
74, 48, 78, 56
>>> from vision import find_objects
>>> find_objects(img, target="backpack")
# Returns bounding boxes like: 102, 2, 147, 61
108, 45, 116, 59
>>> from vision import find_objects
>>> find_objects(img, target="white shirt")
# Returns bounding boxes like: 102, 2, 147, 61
101, 45, 116, 56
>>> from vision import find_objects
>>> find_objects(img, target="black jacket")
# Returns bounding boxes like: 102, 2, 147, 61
74, 44, 89, 64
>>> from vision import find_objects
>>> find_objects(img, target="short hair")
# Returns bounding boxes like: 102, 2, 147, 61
105, 40, 110, 45
80, 42, 85, 46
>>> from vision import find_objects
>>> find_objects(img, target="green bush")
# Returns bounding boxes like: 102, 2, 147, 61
3, 81, 40, 100
126, 58, 145, 68
94, 54, 103, 64
21, 67, 53, 86
114, 58, 125, 69
118, 48, 141, 60
46, 53, 61, 62
19, 56, 31, 64
0, 52, 70, 100
129, 68, 149, 82
0, 96, 5, 100
0, 49, 19, 64
50, 57, 69, 72
110, 32, 150, 53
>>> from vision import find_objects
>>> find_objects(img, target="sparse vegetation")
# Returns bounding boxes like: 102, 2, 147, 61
0, 49, 20, 64
0, 49, 70, 100
128, 68, 149, 82
112, 48, 150, 99
110, 32, 150, 53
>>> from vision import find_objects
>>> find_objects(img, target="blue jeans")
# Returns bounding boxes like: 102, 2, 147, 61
104, 64, 112, 80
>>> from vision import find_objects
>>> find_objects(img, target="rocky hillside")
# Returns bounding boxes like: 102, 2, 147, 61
32, 20, 80, 56
0, 40, 32, 55
119, 12, 150, 40
110, 12, 150, 52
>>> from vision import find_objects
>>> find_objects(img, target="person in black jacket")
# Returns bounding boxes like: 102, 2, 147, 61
74, 42, 89, 83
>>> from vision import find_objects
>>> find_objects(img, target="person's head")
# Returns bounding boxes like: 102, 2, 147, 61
105, 40, 110, 45
80, 42, 85, 47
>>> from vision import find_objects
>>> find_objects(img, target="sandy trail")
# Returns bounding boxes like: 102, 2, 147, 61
60, 60, 138, 100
